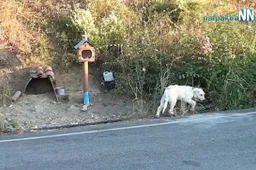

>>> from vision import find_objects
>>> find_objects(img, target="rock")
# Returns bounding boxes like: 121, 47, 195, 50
34, 105, 44, 113
70, 122, 78, 125
81, 105, 87, 112
68, 105, 80, 111
12, 91, 22, 102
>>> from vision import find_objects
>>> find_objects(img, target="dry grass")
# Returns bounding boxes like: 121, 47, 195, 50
0, 0, 69, 67
0, 0, 36, 53
0, 108, 4, 133
0, 107, 22, 134
0, 75, 11, 106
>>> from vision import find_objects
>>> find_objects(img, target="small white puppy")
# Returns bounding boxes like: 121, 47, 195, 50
155, 85, 205, 117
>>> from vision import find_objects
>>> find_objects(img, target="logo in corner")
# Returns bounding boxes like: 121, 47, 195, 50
239, 8, 254, 21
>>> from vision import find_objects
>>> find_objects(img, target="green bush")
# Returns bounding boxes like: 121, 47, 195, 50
58, 0, 130, 50
113, 1, 256, 112
54, 0, 256, 113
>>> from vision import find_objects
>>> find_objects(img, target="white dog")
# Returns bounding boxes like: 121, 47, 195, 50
155, 85, 205, 117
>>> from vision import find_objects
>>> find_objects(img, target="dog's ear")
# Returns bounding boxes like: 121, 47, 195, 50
193, 88, 199, 96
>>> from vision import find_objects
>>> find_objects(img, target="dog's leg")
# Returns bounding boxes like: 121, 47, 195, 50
155, 95, 165, 117
190, 100, 196, 113
156, 105, 163, 118
162, 99, 169, 115
168, 99, 177, 115
180, 100, 187, 115
184, 99, 196, 113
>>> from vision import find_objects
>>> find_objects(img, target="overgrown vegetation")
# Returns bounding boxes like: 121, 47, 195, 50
0, 108, 22, 134
0, 75, 11, 106
0, 0, 255, 114
0, 108, 4, 132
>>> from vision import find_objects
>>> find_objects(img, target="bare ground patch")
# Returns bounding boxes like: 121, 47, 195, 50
4, 66, 134, 131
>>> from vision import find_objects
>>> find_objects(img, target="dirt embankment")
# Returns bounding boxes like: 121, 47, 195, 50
2, 65, 134, 132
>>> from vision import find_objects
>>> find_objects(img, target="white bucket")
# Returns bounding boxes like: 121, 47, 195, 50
56, 87, 65, 95
103, 71, 114, 82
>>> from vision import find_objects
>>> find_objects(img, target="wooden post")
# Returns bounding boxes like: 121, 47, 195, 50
74, 34, 95, 107
83, 61, 89, 105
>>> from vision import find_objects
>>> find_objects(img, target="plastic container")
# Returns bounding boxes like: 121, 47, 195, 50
56, 87, 65, 95
103, 71, 114, 82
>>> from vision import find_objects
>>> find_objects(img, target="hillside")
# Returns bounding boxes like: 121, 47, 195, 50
0, 0, 256, 132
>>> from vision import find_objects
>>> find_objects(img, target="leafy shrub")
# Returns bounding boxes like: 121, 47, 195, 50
112, 0, 256, 113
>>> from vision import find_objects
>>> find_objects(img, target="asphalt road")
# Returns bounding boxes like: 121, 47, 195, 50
1, 109, 256, 170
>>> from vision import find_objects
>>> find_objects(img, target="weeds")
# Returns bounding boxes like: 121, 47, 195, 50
0, 108, 4, 133
0, 108, 22, 134
0, 0, 255, 117
0, 75, 11, 107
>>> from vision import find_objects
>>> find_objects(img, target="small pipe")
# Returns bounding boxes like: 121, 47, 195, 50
83, 61, 89, 105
